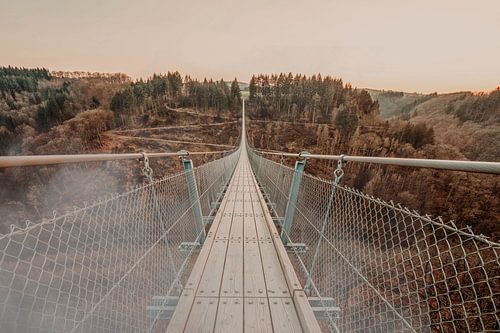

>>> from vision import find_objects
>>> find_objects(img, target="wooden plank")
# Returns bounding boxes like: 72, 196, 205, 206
196, 239, 228, 297
185, 174, 235, 289
230, 213, 243, 239
244, 297, 273, 333
248, 169, 304, 295
206, 179, 235, 239
233, 191, 244, 213
245, 154, 321, 331
214, 191, 236, 240
185, 239, 215, 290
293, 291, 322, 333
250, 192, 272, 241
243, 213, 258, 241
267, 227, 303, 296
259, 241, 291, 298
220, 239, 243, 297
229, 183, 244, 241
219, 171, 244, 297
214, 297, 243, 332
244, 191, 258, 242
243, 240, 267, 297
183, 297, 218, 333
229, 180, 244, 239
269, 298, 303, 333
165, 289, 194, 333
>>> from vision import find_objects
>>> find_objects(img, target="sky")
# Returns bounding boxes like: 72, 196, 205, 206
0, 0, 499, 93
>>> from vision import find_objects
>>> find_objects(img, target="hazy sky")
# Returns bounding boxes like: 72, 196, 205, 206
0, 0, 499, 93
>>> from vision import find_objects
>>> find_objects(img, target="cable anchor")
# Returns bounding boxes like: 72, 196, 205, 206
140, 152, 154, 184
333, 154, 345, 185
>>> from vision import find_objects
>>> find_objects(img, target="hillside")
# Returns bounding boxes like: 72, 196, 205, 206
247, 74, 499, 240
366, 89, 432, 119
369, 88, 500, 162
0, 68, 241, 233
1, 68, 498, 240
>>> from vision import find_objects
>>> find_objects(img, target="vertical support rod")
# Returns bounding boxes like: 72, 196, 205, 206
272, 153, 285, 215
182, 158, 205, 244
281, 158, 307, 244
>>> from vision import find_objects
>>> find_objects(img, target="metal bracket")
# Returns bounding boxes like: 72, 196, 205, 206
272, 217, 284, 226
308, 297, 340, 321
146, 295, 179, 320
285, 242, 308, 253
203, 216, 215, 224
179, 242, 202, 252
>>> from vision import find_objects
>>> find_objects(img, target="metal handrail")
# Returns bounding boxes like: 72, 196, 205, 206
256, 149, 500, 175
0, 150, 232, 168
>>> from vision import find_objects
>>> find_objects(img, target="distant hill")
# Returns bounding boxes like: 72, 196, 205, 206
366, 88, 435, 119
238, 82, 249, 91
367, 88, 499, 122
224, 81, 249, 91
367, 88, 500, 162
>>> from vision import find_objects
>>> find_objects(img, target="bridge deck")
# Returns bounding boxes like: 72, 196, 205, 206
167, 147, 320, 332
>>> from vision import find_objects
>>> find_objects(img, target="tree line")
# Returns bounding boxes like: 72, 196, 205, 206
445, 88, 500, 124
249, 73, 378, 120
0, 66, 51, 97
248, 73, 379, 137
110, 72, 241, 115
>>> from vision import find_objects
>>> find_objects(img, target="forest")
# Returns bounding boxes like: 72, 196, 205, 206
0, 66, 51, 97
0, 68, 497, 241
110, 73, 241, 115
246, 73, 499, 240
249, 73, 377, 123
0, 67, 241, 233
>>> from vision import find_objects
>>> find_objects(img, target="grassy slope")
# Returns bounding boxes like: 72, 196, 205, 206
369, 89, 499, 162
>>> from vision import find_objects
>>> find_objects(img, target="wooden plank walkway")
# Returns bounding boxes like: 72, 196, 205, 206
167, 144, 320, 332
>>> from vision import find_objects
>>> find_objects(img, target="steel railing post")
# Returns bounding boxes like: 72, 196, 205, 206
281, 153, 308, 244
182, 157, 205, 244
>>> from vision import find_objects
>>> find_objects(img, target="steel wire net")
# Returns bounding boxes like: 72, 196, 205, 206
0, 150, 239, 333
248, 149, 500, 333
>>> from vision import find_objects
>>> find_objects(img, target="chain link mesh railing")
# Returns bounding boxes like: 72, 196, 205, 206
0, 149, 240, 333
248, 148, 500, 333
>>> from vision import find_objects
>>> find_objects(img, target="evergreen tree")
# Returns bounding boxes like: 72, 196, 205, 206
230, 78, 242, 112
249, 75, 256, 101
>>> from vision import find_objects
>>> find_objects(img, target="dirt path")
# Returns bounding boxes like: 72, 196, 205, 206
164, 105, 233, 120
105, 134, 235, 148
108, 120, 239, 134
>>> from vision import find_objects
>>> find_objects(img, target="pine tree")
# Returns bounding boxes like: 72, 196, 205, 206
249, 75, 256, 101
230, 78, 241, 111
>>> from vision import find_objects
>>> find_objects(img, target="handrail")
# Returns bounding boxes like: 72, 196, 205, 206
255, 149, 500, 175
0, 150, 232, 168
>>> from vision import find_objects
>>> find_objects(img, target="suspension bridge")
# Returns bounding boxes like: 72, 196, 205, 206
0, 101, 499, 332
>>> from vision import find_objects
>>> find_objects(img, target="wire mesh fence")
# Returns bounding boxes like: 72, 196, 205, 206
248, 149, 500, 333
0, 149, 240, 333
